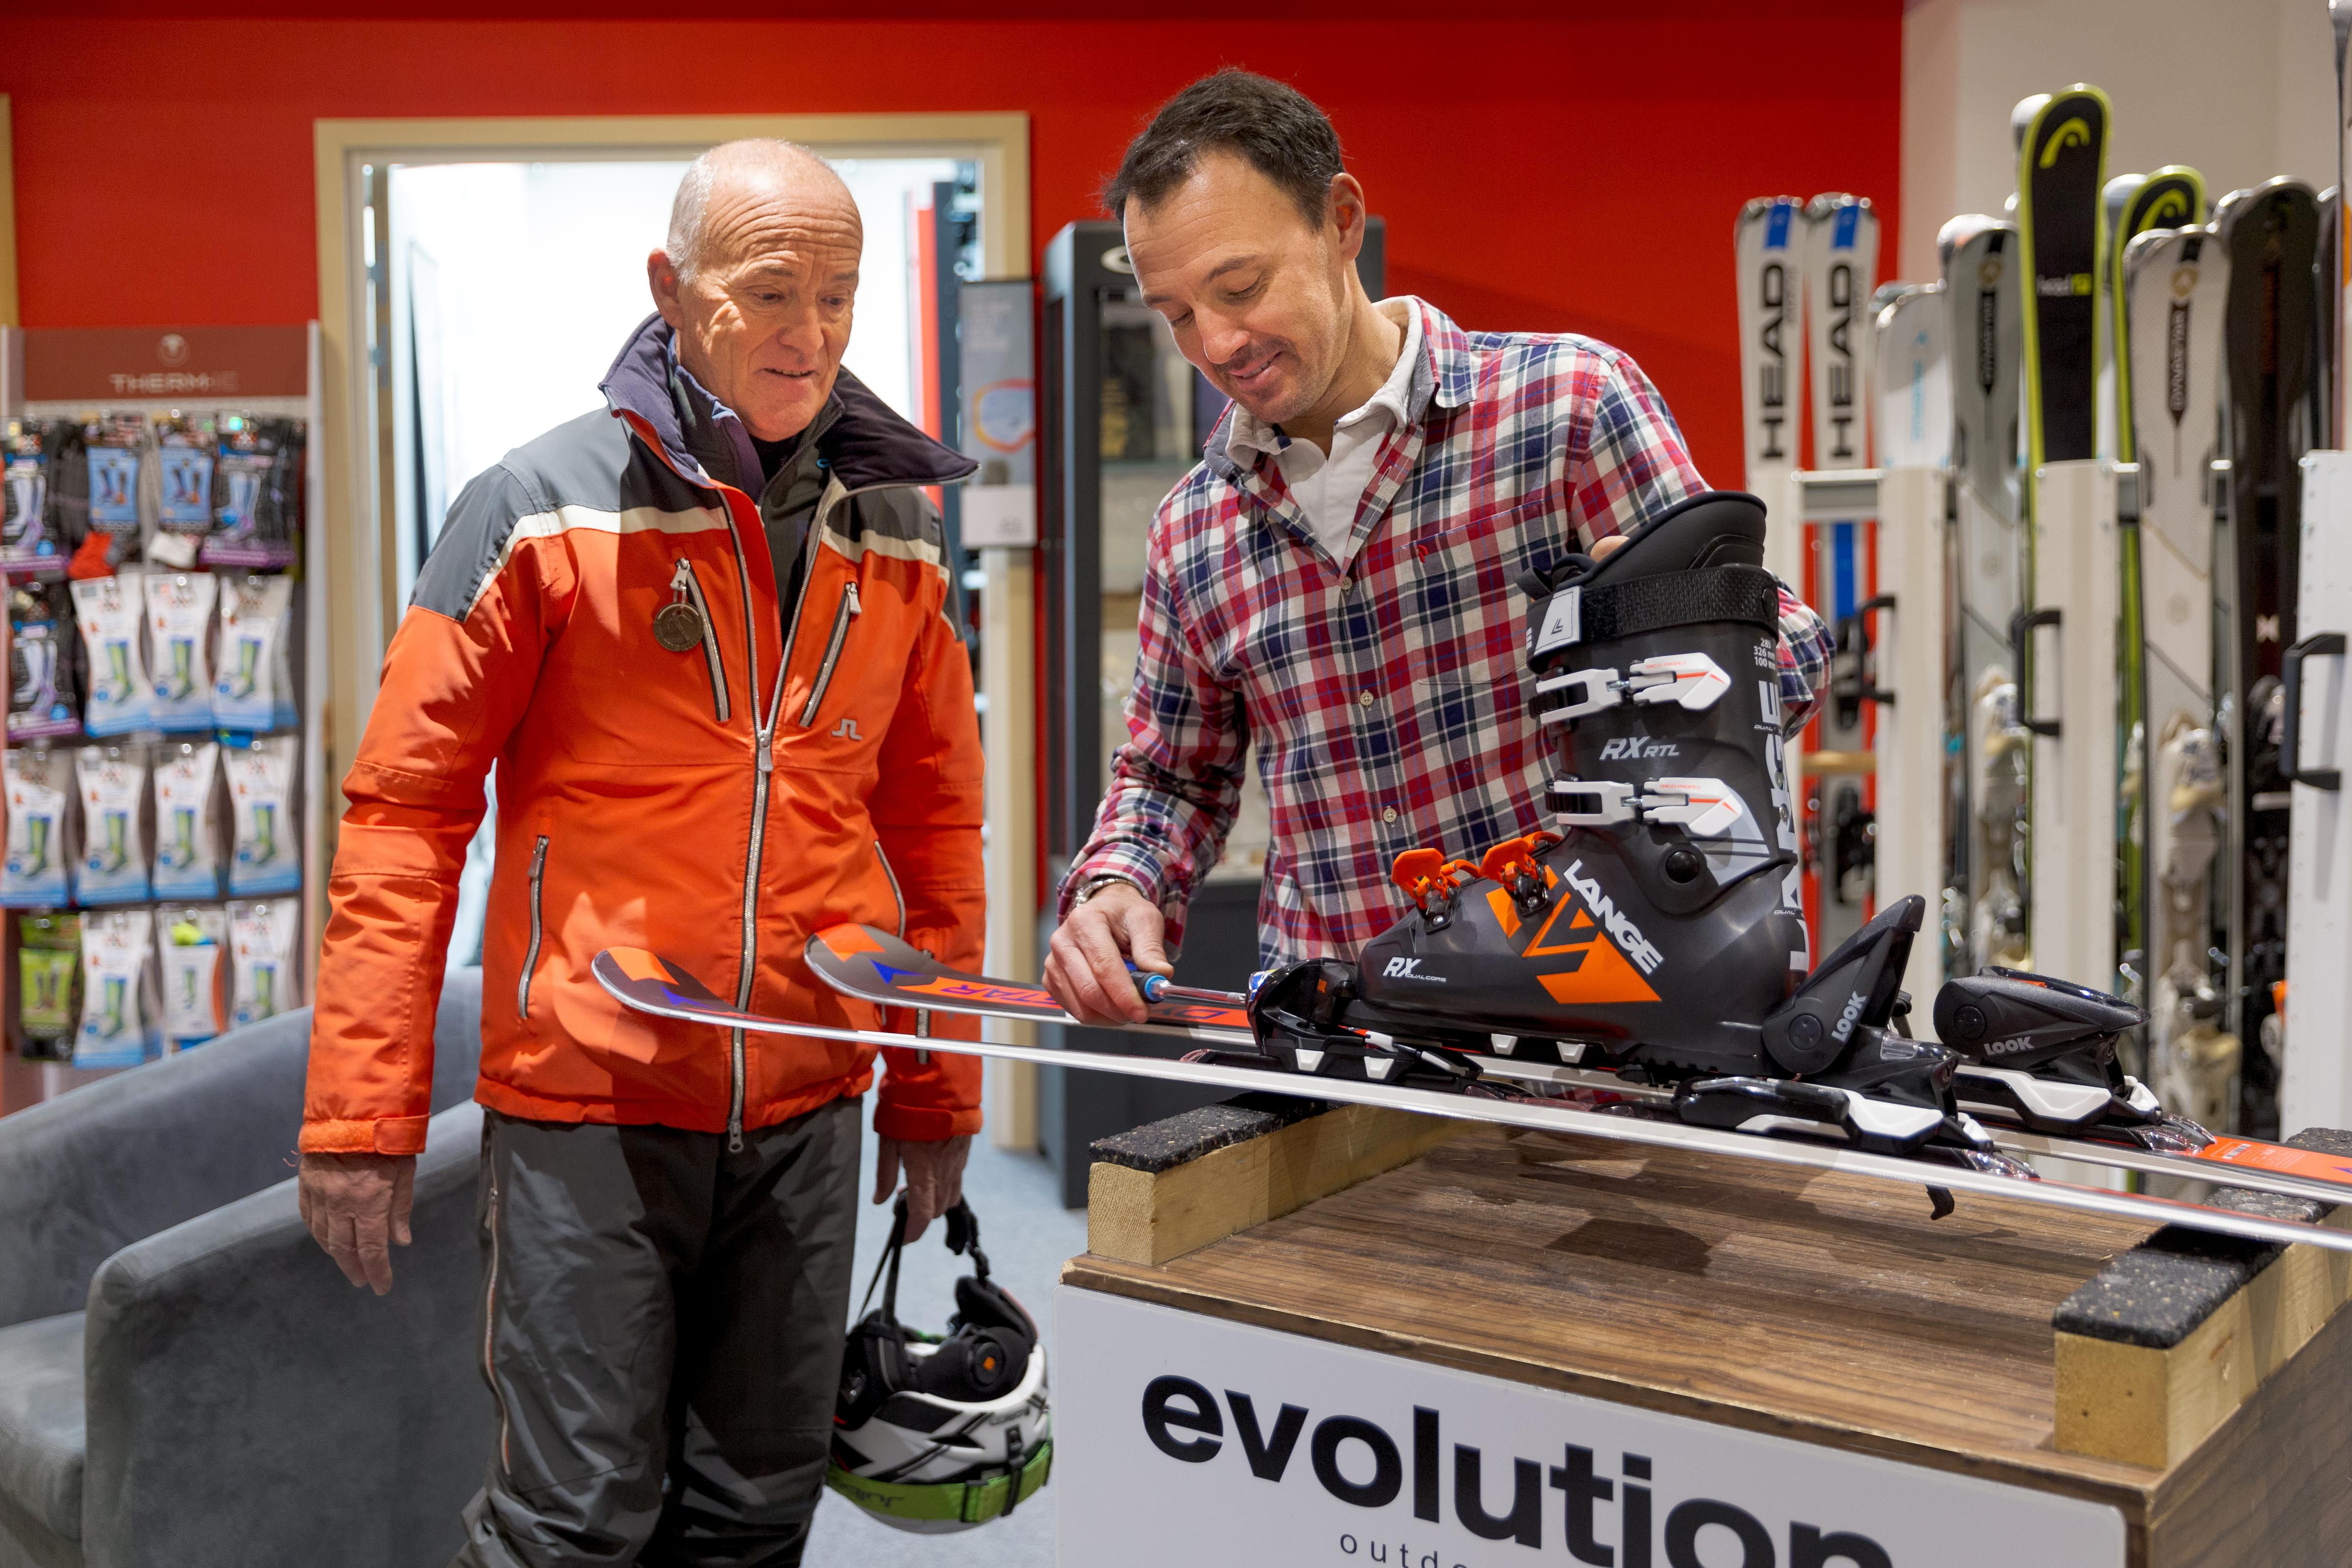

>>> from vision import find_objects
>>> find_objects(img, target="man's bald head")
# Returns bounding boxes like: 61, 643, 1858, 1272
649, 140, 864, 441
666, 140, 858, 285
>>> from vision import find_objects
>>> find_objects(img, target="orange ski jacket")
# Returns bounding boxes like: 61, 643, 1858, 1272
301, 317, 986, 1155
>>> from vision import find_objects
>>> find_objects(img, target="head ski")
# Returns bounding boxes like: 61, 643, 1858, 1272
1735, 196, 1806, 589
2216, 178, 2322, 1138
1799, 195, 1882, 959
2015, 88, 2112, 479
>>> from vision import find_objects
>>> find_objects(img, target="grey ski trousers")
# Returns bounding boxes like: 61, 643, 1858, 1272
449, 1097, 862, 1568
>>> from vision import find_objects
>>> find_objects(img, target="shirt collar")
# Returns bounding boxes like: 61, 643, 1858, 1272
1226, 297, 1423, 463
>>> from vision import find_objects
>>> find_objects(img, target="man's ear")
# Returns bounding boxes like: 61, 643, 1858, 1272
1327, 174, 1369, 267
648, 249, 685, 329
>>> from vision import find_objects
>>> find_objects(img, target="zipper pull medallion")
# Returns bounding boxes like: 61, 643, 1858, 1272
655, 560, 710, 653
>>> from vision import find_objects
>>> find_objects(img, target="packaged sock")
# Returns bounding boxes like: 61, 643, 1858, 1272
75, 907, 157, 1069
225, 734, 300, 896
72, 571, 153, 736
9, 583, 82, 741
2, 747, 74, 907
152, 740, 223, 900
78, 413, 147, 574
17, 912, 81, 1062
158, 905, 229, 1049
202, 416, 302, 570
2, 421, 57, 573
152, 415, 214, 571
228, 897, 300, 1027
145, 570, 218, 731
212, 573, 295, 732
75, 743, 152, 906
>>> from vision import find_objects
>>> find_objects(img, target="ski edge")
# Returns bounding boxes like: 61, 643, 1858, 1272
592, 948, 2352, 1261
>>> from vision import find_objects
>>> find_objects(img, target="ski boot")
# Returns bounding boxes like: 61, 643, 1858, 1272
1932, 968, 2205, 1149
1248, 491, 1994, 1159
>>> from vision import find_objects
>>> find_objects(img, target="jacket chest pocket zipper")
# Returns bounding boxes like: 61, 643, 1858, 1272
516, 835, 550, 1022
668, 559, 731, 723
798, 581, 862, 728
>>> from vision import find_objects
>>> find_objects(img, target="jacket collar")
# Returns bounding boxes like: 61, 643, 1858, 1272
600, 312, 977, 495
1201, 296, 1474, 488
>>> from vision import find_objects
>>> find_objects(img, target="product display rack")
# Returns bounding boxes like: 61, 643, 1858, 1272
0, 323, 326, 1105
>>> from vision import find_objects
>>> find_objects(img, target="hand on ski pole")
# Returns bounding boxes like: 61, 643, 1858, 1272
1045, 879, 1174, 1025
875, 1134, 972, 1242
298, 1151, 416, 1296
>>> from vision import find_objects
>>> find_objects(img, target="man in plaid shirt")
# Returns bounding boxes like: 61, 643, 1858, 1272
1044, 71, 1832, 1025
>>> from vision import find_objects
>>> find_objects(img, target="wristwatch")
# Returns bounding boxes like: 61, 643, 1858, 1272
1068, 874, 1143, 909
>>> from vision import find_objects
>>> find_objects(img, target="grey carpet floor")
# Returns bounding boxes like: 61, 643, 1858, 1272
804, 1123, 1085, 1567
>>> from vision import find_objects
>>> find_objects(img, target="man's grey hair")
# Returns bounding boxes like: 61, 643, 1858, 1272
664, 139, 846, 283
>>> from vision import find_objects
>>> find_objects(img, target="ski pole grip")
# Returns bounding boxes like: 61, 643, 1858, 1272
2281, 631, 2345, 792
2009, 607, 2063, 738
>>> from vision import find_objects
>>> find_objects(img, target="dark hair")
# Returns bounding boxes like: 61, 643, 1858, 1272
1104, 69, 1343, 231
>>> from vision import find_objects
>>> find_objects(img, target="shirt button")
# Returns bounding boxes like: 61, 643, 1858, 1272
1358, 691, 1375, 708
1382, 807, 1398, 824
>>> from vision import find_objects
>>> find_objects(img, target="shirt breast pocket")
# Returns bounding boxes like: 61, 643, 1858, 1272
1409, 490, 1557, 576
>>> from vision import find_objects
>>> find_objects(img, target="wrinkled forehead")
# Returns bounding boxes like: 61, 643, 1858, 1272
702, 169, 865, 277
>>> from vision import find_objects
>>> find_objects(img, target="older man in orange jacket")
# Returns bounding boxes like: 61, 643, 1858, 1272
297, 141, 985, 1567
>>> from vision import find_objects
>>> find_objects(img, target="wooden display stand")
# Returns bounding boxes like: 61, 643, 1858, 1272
1056, 1102, 2352, 1568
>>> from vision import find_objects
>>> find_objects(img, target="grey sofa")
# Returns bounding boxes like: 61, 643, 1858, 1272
0, 971, 493, 1568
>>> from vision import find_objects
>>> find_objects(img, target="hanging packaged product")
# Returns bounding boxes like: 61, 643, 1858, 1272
2, 747, 74, 908
225, 734, 299, 896
151, 414, 213, 571
158, 904, 229, 1049
74, 413, 147, 575
17, 911, 81, 1063
212, 573, 295, 732
145, 570, 218, 731
75, 907, 157, 1069
227, 897, 299, 1028
2, 421, 62, 575
152, 740, 223, 900
71, 571, 152, 736
9, 582, 82, 741
75, 743, 152, 906
202, 415, 303, 570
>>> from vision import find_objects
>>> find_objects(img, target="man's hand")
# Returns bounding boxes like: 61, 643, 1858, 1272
1592, 535, 1627, 561
876, 1134, 973, 1242
298, 1152, 416, 1296
1043, 880, 1172, 1025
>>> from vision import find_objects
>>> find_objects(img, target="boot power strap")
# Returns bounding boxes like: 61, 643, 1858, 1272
1529, 564, 1780, 662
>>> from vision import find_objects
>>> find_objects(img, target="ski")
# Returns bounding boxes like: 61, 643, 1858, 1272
793, 920, 2352, 1209
588, 941, 2352, 1258
2216, 177, 2322, 1139
1735, 196, 1806, 590
1798, 194, 1882, 961
1940, 214, 2027, 976
2124, 216, 2236, 1129
1870, 281, 1949, 472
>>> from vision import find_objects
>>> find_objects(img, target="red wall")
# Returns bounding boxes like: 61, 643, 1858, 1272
0, 6, 1899, 482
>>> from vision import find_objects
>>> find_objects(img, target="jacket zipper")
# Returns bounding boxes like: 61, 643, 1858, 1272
671, 558, 730, 722
799, 582, 862, 728
484, 1172, 512, 1472
516, 835, 549, 1022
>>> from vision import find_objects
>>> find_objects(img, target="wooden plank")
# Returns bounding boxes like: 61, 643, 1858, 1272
2052, 1130, 2352, 1468
1087, 1101, 1460, 1266
2142, 1285, 2352, 1566
1065, 1124, 2168, 1517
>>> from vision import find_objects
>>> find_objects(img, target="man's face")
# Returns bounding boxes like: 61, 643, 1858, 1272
651, 167, 860, 442
1125, 151, 1359, 427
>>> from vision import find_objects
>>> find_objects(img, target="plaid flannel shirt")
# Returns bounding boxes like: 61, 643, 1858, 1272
1066, 298, 1831, 964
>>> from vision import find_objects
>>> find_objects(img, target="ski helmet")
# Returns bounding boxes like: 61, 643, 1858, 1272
826, 1197, 1051, 1533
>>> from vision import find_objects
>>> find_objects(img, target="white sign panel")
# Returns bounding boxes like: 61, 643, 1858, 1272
1056, 1290, 2124, 1568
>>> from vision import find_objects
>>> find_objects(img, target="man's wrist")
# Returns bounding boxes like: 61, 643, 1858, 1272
1069, 873, 1145, 910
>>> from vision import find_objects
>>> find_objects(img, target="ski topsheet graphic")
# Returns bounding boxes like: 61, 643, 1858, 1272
2217, 178, 2322, 1140
1871, 281, 1950, 471
588, 939, 2352, 1255
2015, 87, 2112, 479
1736, 196, 1806, 590
1802, 194, 1879, 469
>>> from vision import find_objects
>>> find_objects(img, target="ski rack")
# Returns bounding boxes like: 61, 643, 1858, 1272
2287, 451, 2352, 1134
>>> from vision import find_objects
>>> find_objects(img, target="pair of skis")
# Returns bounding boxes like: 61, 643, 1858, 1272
591, 926, 2352, 1260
